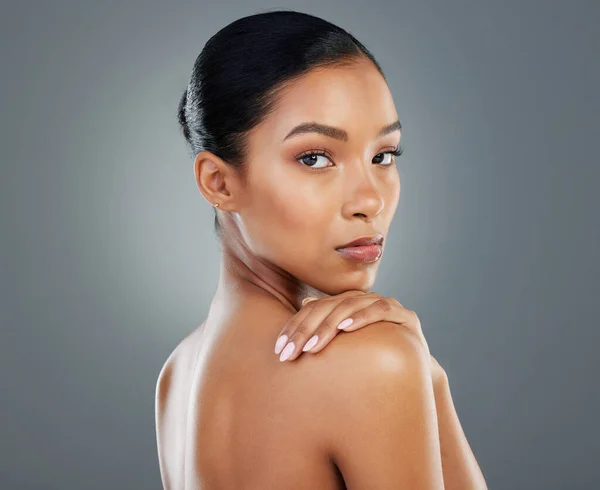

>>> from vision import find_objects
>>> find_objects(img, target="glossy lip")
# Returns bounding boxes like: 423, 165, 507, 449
335, 233, 384, 249
336, 244, 383, 263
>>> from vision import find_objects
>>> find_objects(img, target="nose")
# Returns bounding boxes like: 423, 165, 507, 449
340, 172, 385, 221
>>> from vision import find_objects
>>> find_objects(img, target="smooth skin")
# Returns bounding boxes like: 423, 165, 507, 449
275, 291, 431, 362
155, 56, 486, 489
278, 291, 489, 490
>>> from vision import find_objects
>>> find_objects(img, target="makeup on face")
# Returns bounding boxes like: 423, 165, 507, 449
335, 244, 383, 263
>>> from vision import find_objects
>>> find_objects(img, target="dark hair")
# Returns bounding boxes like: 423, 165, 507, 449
177, 9, 387, 241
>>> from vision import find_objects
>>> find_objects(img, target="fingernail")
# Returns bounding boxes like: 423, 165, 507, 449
337, 318, 354, 330
303, 335, 319, 352
279, 342, 295, 362
274, 335, 288, 355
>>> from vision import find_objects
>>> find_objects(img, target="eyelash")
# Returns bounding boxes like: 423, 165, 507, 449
295, 145, 404, 169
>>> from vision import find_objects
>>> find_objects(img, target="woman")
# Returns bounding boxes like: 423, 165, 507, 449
155, 10, 488, 489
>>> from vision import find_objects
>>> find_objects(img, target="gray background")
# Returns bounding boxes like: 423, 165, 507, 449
1, 1, 598, 489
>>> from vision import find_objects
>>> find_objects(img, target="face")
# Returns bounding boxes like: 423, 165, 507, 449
201, 57, 401, 296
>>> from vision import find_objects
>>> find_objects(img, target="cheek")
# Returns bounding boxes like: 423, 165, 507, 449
384, 169, 401, 217
244, 170, 332, 257
392, 174, 401, 209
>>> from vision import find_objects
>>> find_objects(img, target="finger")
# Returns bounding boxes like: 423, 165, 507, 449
340, 297, 409, 332
274, 291, 363, 355
340, 300, 429, 354
301, 290, 362, 307
278, 301, 336, 362
274, 300, 318, 355
299, 294, 383, 355
344, 297, 420, 332
278, 292, 367, 362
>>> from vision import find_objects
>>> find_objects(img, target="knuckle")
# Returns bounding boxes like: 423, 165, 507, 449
339, 296, 360, 308
293, 323, 311, 336
349, 308, 365, 322
319, 318, 336, 331
374, 298, 392, 312
387, 296, 401, 306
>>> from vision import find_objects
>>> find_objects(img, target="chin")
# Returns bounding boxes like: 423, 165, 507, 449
323, 275, 378, 296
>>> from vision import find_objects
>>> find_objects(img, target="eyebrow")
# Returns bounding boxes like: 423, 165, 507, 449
282, 119, 402, 143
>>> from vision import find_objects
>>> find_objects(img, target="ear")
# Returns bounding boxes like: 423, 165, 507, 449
193, 151, 240, 211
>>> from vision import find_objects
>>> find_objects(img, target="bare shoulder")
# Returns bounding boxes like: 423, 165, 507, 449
155, 324, 204, 410
317, 319, 428, 371
303, 320, 430, 397
304, 321, 444, 490
154, 326, 206, 490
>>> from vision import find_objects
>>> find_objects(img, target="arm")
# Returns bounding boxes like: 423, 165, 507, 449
324, 324, 445, 489
432, 366, 489, 490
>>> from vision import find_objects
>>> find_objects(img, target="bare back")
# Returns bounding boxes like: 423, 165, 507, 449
155, 299, 346, 490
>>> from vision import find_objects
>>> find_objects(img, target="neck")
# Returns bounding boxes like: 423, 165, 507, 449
206, 222, 327, 327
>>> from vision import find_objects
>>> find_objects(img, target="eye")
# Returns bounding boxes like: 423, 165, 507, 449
295, 148, 333, 169
373, 145, 404, 165
295, 144, 404, 169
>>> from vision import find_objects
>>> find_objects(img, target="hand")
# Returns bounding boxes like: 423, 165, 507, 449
274, 290, 431, 363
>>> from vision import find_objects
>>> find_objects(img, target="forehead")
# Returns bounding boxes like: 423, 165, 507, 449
256, 59, 398, 144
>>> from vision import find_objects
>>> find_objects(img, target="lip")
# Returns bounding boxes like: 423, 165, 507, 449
335, 233, 384, 264
336, 244, 383, 263
335, 233, 384, 249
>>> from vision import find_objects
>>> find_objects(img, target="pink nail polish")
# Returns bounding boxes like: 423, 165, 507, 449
303, 335, 318, 352
337, 318, 353, 330
279, 342, 294, 362
275, 335, 288, 355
